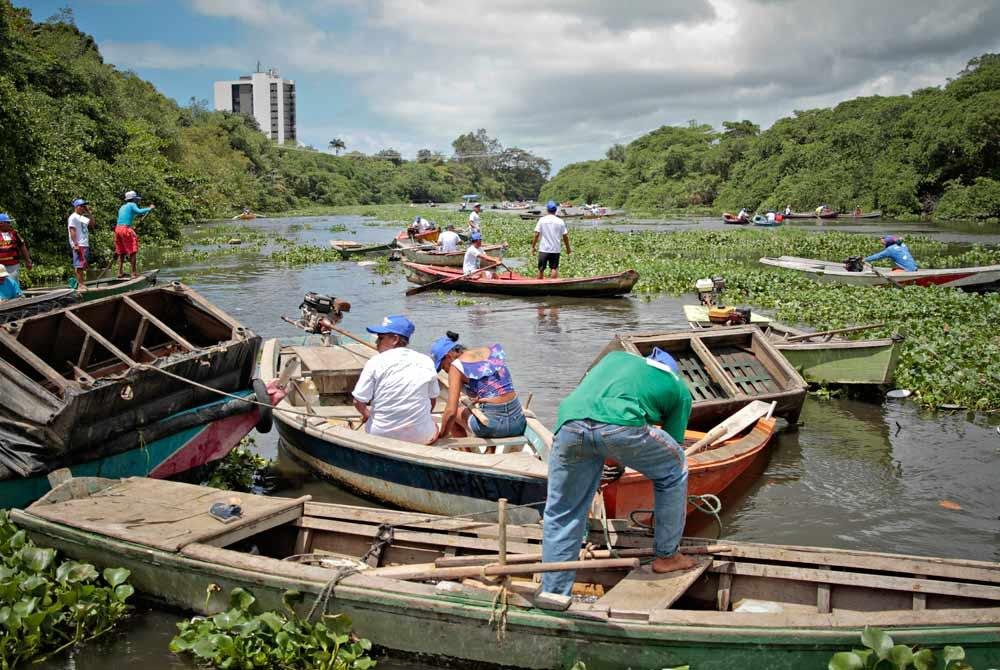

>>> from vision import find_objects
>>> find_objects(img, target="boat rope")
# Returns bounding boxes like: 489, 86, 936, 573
627, 494, 725, 542
487, 578, 510, 641
306, 565, 362, 623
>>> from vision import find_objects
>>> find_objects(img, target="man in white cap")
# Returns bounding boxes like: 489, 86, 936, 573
352, 315, 441, 444
539, 346, 695, 600
67, 198, 95, 290
116, 190, 154, 278
0, 265, 23, 302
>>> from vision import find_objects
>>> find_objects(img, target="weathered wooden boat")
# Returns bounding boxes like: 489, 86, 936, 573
260, 336, 551, 522
23, 269, 158, 302
0, 288, 78, 324
14, 476, 1000, 670
403, 263, 640, 298
722, 213, 749, 225
400, 243, 506, 267
760, 256, 1000, 291
602, 416, 777, 524
581, 208, 625, 220
396, 228, 441, 247
837, 210, 883, 219
589, 327, 807, 429
753, 214, 779, 226
0, 283, 262, 487
784, 210, 838, 219
683, 305, 904, 385
329, 239, 397, 259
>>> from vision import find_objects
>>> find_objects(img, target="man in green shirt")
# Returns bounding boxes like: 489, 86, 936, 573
540, 347, 695, 596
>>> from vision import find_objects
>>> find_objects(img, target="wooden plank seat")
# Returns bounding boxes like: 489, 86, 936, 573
596, 560, 711, 616
431, 435, 529, 452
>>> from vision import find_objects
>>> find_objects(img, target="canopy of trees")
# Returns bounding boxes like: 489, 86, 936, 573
542, 54, 1000, 218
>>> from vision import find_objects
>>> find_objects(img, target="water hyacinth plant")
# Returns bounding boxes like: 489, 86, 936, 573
828, 626, 973, 670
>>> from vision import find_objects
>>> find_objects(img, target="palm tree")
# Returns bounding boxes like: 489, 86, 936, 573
328, 138, 346, 155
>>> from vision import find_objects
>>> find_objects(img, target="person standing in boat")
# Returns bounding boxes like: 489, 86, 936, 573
784, 204, 792, 216
67, 198, 95, 291
116, 190, 154, 278
865, 235, 917, 272
467, 203, 482, 234
351, 315, 441, 445
0, 213, 32, 280
0, 265, 23, 301
532, 200, 571, 280
437, 224, 461, 253
462, 232, 502, 278
540, 347, 696, 598
738, 207, 749, 221
429, 332, 526, 442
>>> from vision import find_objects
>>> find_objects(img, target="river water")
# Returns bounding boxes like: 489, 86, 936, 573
41, 213, 1000, 669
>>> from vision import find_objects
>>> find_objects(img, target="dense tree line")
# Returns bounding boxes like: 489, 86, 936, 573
0, 3, 549, 256
542, 54, 1000, 219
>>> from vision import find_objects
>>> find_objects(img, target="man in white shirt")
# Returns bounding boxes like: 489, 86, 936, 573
467, 203, 481, 233
352, 315, 441, 444
67, 198, 94, 290
462, 232, 502, 276
531, 200, 571, 279
438, 224, 461, 253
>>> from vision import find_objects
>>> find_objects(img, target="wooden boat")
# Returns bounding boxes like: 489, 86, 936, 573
760, 256, 1000, 291
329, 239, 397, 259
722, 213, 749, 225
784, 210, 838, 219
14, 476, 1000, 670
602, 416, 777, 524
589, 327, 807, 429
23, 269, 158, 303
0, 288, 78, 324
403, 262, 640, 298
683, 306, 904, 385
260, 336, 551, 521
837, 210, 883, 219
396, 229, 440, 247
400, 243, 506, 267
753, 214, 779, 227
0, 283, 261, 484
581, 208, 625, 220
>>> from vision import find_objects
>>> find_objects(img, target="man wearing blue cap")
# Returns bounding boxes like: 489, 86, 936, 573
864, 235, 917, 272
540, 346, 696, 597
351, 315, 441, 444
462, 231, 502, 277
531, 200, 570, 279
67, 198, 95, 290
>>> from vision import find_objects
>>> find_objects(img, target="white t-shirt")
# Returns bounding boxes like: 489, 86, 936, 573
766, 212, 776, 222
534, 214, 567, 254
468, 211, 481, 231
438, 230, 461, 252
352, 347, 440, 444
463, 245, 486, 274
67, 213, 90, 247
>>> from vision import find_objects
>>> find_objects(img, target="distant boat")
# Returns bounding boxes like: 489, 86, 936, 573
837, 210, 883, 219
722, 213, 750, 225
403, 263, 640, 298
760, 255, 1000, 291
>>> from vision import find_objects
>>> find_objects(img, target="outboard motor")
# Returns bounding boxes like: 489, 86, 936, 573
844, 256, 865, 272
298, 292, 351, 334
695, 276, 726, 306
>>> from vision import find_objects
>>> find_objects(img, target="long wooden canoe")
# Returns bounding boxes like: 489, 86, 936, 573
589, 327, 807, 429
722, 213, 749, 225
760, 256, 1000, 291
403, 262, 640, 297
329, 239, 397, 259
784, 210, 839, 219
836, 210, 882, 219
23, 269, 158, 302
14, 476, 1000, 670
400, 243, 506, 267
683, 306, 904, 385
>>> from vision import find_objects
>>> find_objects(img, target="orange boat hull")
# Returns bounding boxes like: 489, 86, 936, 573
601, 417, 777, 525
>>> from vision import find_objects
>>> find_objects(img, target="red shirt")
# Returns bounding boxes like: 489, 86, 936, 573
0, 224, 25, 266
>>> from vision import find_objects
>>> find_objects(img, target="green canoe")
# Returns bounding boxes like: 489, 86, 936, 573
23, 269, 159, 302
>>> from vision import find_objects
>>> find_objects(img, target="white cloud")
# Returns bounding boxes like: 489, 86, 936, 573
101, 40, 244, 70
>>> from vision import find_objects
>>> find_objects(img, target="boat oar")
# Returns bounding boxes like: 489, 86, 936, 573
684, 400, 775, 457
868, 264, 906, 290
405, 261, 505, 297
782, 323, 885, 343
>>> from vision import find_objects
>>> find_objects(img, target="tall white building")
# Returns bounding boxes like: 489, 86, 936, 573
213, 68, 296, 144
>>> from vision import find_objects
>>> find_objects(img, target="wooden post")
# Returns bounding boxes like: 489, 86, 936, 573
497, 498, 508, 566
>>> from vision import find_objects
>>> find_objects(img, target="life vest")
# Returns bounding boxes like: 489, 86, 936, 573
0, 227, 22, 266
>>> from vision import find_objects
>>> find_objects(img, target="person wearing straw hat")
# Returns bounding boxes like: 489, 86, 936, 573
67, 198, 95, 290
0, 213, 32, 280
115, 190, 154, 278
0, 265, 23, 302
539, 347, 696, 597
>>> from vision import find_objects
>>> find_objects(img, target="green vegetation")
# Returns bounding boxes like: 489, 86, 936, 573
170, 587, 375, 670
199, 438, 275, 493
0, 510, 134, 668
543, 55, 1000, 219
829, 627, 972, 670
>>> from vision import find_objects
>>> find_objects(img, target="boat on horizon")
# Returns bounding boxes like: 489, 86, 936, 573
403, 262, 640, 297
760, 255, 1000, 291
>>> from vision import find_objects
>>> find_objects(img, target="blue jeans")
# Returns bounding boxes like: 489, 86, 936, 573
467, 397, 526, 439
541, 420, 688, 596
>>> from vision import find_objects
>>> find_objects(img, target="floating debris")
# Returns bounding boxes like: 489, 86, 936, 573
939, 500, 962, 511
885, 389, 911, 400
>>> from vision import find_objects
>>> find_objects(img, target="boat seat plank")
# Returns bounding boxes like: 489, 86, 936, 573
431, 436, 529, 451
596, 560, 710, 612
26, 478, 310, 553
291, 344, 370, 372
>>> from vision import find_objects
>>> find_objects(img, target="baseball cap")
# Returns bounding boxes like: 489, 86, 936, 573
429, 335, 460, 370
470, 231, 482, 241
546, 200, 557, 212
0, 213, 11, 222
646, 346, 679, 375
124, 190, 141, 201
881, 235, 900, 247
366, 314, 415, 339
472, 202, 481, 208
72, 198, 88, 207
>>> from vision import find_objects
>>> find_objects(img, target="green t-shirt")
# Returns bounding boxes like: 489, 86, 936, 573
555, 351, 692, 442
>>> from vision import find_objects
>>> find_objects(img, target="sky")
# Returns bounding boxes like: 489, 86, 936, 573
18, 0, 1000, 171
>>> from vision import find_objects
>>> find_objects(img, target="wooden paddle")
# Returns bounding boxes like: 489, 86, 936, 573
868, 264, 905, 290
782, 323, 885, 343
684, 400, 775, 457
405, 261, 505, 296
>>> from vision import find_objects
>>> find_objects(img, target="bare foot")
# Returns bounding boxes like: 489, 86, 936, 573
651, 553, 699, 573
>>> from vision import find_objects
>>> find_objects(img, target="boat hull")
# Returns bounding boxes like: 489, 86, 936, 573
22, 270, 159, 304
760, 256, 1000, 291
403, 262, 639, 297
401, 244, 505, 267
775, 338, 902, 385
330, 240, 397, 258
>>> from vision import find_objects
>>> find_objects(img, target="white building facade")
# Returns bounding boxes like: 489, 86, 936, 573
213, 69, 296, 144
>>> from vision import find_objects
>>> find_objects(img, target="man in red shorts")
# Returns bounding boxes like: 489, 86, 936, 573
115, 190, 154, 278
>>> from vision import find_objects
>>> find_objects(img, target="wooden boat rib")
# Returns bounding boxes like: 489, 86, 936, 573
589, 327, 807, 429
23, 269, 158, 303
403, 262, 640, 297
400, 243, 506, 267
683, 306, 904, 385
14, 476, 1000, 669
760, 255, 1000, 291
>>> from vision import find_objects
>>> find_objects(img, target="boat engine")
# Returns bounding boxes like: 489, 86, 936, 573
844, 256, 865, 272
297, 292, 351, 334
695, 276, 726, 306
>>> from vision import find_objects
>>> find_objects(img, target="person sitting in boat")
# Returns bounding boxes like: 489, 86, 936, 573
437, 224, 461, 253
784, 204, 792, 215
429, 332, 526, 443
351, 315, 441, 445
0, 264, 23, 301
737, 207, 749, 221
462, 232, 502, 278
539, 347, 695, 599
864, 236, 917, 272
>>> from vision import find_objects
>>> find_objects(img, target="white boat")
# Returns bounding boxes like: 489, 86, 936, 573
760, 256, 1000, 291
